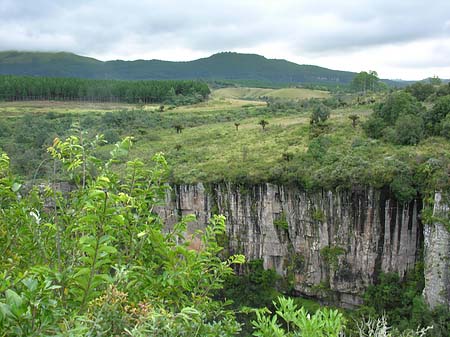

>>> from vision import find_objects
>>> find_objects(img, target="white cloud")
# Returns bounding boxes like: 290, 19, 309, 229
1, 0, 450, 79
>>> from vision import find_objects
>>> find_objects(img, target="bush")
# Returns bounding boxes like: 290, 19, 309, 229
405, 82, 435, 101
363, 116, 386, 139
393, 114, 424, 145
373, 91, 422, 124
252, 296, 345, 337
0, 136, 245, 336
424, 95, 450, 135
440, 114, 450, 139
310, 103, 331, 125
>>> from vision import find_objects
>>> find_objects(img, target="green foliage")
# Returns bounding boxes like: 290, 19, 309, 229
362, 116, 386, 139
390, 168, 418, 202
258, 119, 269, 130
440, 113, 450, 139
274, 212, 289, 230
218, 259, 279, 310
252, 296, 345, 336
373, 91, 422, 125
360, 270, 450, 336
436, 83, 450, 97
364, 91, 425, 145
0, 75, 210, 103
349, 114, 359, 128
310, 103, 331, 125
429, 76, 442, 86
0, 135, 245, 336
423, 95, 450, 135
405, 82, 435, 101
216, 259, 280, 336
0, 51, 357, 85
392, 114, 424, 145
320, 246, 345, 269
312, 209, 326, 222
350, 71, 383, 93
2, 94, 450, 203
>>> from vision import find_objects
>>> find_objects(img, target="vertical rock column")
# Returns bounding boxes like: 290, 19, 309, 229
423, 192, 450, 310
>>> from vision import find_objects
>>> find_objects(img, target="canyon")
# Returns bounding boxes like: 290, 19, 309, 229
156, 183, 450, 309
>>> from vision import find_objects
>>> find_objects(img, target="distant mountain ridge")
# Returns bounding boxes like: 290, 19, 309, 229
0, 50, 406, 86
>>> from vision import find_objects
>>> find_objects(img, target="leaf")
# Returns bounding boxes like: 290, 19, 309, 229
11, 182, 21, 192
0, 303, 12, 321
88, 189, 105, 199
73, 267, 91, 279
5, 289, 23, 309
22, 278, 38, 292
183, 214, 197, 223
99, 245, 117, 254
137, 231, 147, 238
97, 176, 110, 183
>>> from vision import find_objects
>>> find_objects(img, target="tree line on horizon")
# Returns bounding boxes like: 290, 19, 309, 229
0, 75, 210, 104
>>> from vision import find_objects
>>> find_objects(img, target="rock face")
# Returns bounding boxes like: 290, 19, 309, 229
156, 183, 423, 307
423, 192, 450, 310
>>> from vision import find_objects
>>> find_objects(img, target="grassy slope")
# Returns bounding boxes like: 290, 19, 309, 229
1, 95, 449, 192
211, 87, 330, 101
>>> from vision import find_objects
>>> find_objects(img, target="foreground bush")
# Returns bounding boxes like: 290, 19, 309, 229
0, 135, 243, 336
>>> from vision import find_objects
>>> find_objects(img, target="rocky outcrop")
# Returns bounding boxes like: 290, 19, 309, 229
423, 192, 450, 310
156, 183, 423, 307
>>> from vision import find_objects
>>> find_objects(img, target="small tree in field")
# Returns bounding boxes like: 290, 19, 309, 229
310, 104, 330, 125
234, 122, 240, 131
259, 119, 269, 131
174, 124, 184, 134
349, 114, 360, 128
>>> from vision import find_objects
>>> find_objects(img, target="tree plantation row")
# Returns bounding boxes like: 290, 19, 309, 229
0, 75, 210, 104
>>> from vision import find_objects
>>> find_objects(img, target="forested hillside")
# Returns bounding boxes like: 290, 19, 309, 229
1, 51, 357, 85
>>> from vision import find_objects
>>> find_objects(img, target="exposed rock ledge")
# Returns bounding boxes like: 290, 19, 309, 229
156, 183, 423, 308
423, 192, 450, 310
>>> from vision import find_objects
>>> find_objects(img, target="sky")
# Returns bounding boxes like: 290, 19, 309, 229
1, 0, 450, 80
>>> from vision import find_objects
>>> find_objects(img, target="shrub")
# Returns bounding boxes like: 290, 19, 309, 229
424, 95, 450, 135
373, 91, 422, 124
310, 103, 331, 125
363, 116, 386, 139
0, 136, 245, 336
252, 296, 345, 337
393, 114, 424, 145
405, 82, 435, 101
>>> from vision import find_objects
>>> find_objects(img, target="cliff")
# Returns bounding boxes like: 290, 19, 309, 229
423, 192, 450, 309
156, 183, 423, 307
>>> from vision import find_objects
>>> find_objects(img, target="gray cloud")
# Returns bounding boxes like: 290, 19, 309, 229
1, 0, 450, 78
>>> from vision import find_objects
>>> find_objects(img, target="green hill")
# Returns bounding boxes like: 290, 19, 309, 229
0, 51, 357, 85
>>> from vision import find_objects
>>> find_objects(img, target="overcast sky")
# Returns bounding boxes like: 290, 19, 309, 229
1, 0, 450, 80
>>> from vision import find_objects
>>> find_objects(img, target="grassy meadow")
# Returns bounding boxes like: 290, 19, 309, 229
1, 88, 449, 196
211, 87, 330, 101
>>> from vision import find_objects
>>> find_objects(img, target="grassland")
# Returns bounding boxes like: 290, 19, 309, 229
1, 92, 449, 198
211, 87, 330, 101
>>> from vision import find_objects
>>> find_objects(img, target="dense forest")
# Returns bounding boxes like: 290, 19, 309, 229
0, 75, 210, 104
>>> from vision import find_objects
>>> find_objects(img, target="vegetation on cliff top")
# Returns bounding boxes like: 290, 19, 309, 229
1, 82, 450, 203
